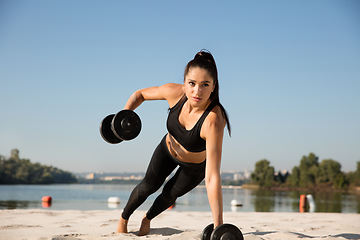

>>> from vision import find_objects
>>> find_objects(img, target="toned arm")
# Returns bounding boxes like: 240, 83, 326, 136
124, 83, 184, 110
203, 107, 226, 228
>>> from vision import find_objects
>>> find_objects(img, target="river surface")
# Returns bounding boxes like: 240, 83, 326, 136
0, 184, 359, 213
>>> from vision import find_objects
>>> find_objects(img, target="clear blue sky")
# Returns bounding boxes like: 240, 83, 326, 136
1, 0, 359, 173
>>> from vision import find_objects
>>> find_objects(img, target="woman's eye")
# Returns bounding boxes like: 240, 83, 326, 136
203, 83, 209, 87
189, 82, 195, 86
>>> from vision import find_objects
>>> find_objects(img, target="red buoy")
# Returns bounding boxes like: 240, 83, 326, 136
42, 196, 52, 202
299, 194, 307, 212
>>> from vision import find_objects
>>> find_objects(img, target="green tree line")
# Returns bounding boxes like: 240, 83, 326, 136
251, 153, 360, 190
0, 149, 77, 184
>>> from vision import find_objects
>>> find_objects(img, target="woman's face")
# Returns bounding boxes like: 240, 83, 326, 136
184, 67, 215, 107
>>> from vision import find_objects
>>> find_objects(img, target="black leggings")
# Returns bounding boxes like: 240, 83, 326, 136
122, 135, 206, 220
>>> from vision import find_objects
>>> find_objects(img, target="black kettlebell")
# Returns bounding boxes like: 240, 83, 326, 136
100, 110, 141, 144
201, 223, 243, 240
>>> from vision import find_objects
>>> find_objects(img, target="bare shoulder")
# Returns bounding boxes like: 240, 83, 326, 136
209, 105, 226, 126
201, 105, 226, 138
160, 83, 184, 107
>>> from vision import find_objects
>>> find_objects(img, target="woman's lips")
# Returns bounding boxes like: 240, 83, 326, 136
192, 97, 202, 102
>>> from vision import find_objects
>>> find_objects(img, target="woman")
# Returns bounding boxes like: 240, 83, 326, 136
117, 50, 231, 236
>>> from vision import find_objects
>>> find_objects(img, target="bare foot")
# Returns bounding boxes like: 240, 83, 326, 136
116, 216, 128, 233
138, 215, 151, 236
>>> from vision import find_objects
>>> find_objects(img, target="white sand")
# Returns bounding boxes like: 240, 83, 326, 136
1, 209, 359, 240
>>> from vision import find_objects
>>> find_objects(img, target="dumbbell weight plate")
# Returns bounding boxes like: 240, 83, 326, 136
210, 224, 243, 240
111, 110, 141, 141
201, 223, 214, 240
100, 114, 123, 144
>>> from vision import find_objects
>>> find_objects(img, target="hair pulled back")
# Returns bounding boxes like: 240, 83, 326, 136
184, 50, 231, 136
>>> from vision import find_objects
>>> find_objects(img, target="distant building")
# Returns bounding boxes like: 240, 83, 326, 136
86, 173, 95, 179
221, 170, 253, 181
244, 170, 251, 179
233, 173, 241, 181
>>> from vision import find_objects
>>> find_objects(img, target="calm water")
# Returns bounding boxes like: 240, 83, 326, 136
0, 184, 359, 213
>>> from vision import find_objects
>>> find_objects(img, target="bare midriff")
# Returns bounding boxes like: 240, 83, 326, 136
165, 133, 206, 164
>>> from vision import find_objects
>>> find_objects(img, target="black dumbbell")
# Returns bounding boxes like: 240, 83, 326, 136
100, 110, 142, 144
201, 223, 243, 240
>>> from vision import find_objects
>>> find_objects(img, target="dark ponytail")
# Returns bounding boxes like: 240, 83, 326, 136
184, 50, 231, 136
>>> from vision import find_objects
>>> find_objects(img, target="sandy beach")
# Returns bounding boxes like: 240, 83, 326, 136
1, 209, 359, 240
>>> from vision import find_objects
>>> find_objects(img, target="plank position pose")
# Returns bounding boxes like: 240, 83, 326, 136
116, 50, 231, 236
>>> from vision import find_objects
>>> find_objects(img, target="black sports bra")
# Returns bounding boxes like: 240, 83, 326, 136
167, 96, 215, 152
